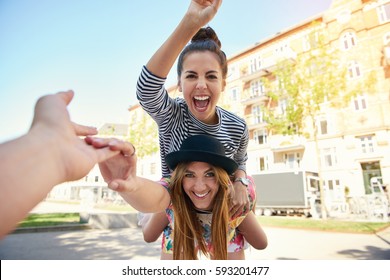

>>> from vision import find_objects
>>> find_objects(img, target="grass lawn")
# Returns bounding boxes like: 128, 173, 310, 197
18, 212, 390, 234
257, 216, 389, 234
18, 213, 82, 228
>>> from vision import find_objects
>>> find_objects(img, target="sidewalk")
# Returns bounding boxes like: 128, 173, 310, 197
1, 201, 389, 260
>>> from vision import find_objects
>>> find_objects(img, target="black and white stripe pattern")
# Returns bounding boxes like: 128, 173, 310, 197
137, 66, 248, 177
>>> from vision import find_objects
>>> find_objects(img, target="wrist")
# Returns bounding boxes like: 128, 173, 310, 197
234, 177, 249, 187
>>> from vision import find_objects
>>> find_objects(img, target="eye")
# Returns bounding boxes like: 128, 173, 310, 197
205, 171, 215, 177
185, 73, 197, 79
207, 74, 218, 80
184, 172, 195, 178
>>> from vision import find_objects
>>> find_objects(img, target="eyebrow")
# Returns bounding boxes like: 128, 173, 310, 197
184, 70, 219, 75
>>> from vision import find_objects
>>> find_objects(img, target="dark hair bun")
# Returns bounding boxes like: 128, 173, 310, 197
191, 26, 221, 48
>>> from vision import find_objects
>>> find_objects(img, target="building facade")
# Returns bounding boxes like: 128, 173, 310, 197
222, 0, 390, 216
49, 0, 390, 217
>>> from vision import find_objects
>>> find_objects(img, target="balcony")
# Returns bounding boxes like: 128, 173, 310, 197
269, 135, 306, 153
240, 50, 297, 81
241, 91, 269, 106
244, 114, 267, 129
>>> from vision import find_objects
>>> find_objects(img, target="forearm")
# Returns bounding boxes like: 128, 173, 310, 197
0, 129, 63, 238
234, 169, 247, 180
142, 211, 169, 243
116, 177, 170, 213
237, 212, 268, 250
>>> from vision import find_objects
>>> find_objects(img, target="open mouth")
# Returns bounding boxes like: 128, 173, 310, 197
193, 96, 210, 110
193, 190, 210, 198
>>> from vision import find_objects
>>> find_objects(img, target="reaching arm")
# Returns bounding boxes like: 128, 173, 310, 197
0, 91, 120, 238
146, 0, 222, 78
237, 212, 268, 250
89, 137, 171, 213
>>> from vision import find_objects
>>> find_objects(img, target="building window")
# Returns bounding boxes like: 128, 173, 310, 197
254, 129, 267, 145
278, 99, 288, 116
322, 147, 337, 167
250, 55, 262, 74
284, 152, 300, 169
250, 80, 265, 97
352, 94, 367, 111
228, 64, 240, 81
94, 176, 99, 182
303, 31, 319, 51
377, 2, 390, 23
274, 42, 289, 57
357, 135, 374, 153
319, 119, 328, 135
258, 157, 268, 171
230, 87, 239, 101
252, 105, 264, 124
384, 32, 390, 45
150, 162, 156, 175
340, 31, 357, 50
347, 61, 361, 79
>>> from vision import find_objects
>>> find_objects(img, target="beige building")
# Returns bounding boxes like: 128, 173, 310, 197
127, 0, 390, 218
223, 0, 390, 215
46, 0, 390, 218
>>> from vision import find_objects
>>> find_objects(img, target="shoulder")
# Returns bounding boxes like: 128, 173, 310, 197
218, 107, 247, 126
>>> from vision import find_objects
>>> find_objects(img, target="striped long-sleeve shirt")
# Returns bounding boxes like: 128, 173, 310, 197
136, 66, 249, 177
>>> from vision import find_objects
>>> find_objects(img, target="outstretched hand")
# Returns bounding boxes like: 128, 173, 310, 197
30, 90, 120, 182
85, 137, 137, 190
187, 0, 222, 27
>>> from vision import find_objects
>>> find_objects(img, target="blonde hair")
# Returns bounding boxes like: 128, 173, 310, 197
170, 162, 231, 260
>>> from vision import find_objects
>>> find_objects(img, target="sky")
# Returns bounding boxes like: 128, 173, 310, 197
0, 0, 332, 142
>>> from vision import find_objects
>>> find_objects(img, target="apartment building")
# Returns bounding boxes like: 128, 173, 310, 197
126, 0, 389, 216
223, 0, 390, 212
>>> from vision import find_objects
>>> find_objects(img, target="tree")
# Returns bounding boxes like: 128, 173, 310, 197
263, 24, 376, 219
127, 112, 159, 159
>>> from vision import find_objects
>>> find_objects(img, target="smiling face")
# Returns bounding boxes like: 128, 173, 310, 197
182, 161, 220, 211
179, 51, 226, 125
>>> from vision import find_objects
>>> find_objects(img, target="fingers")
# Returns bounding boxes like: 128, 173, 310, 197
85, 137, 136, 157
56, 90, 74, 106
108, 139, 136, 157
93, 146, 121, 163
108, 179, 130, 192
230, 204, 244, 219
73, 122, 98, 136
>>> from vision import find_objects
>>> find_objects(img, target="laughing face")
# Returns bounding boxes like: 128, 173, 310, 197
179, 51, 226, 125
182, 161, 220, 211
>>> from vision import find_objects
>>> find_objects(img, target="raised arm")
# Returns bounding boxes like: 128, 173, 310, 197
146, 0, 222, 78
89, 137, 171, 213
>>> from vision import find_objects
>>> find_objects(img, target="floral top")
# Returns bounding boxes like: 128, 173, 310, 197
159, 176, 256, 255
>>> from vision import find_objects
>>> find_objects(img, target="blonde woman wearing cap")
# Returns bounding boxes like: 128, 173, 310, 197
95, 135, 267, 260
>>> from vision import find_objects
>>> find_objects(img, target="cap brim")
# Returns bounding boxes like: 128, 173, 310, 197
165, 150, 238, 175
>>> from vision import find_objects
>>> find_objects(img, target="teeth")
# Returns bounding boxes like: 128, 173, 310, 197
194, 191, 209, 198
194, 96, 209, 101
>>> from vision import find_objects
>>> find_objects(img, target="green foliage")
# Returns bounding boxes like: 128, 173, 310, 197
265, 25, 347, 137
18, 213, 80, 227
257, 216, 389, 234
127, 113, 159, 158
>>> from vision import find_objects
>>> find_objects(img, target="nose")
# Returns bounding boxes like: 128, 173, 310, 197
196, 78, 207, 90
194, 177, 207, 190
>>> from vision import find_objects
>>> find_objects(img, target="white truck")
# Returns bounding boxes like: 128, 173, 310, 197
252, 171, 320, 217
